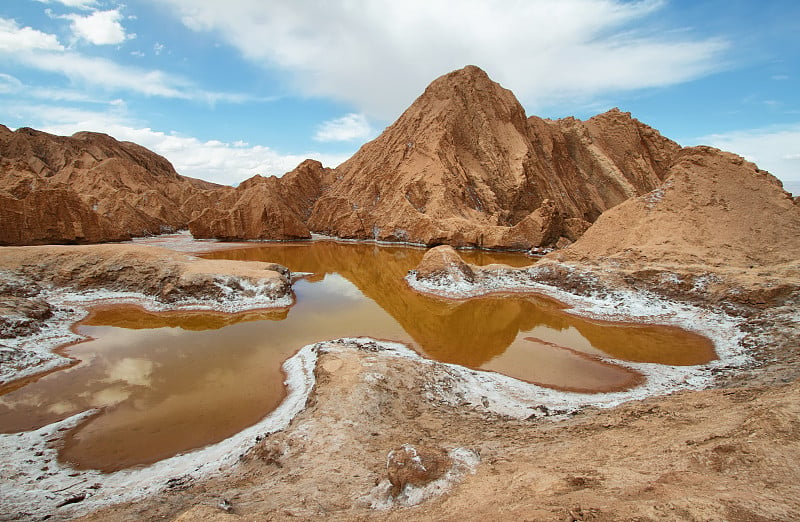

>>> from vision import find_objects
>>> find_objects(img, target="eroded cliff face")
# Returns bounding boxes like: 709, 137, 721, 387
187, 159, 335, 240
0, 125, 217, 245
0, 187, 129, 245
307, 65, 681, 248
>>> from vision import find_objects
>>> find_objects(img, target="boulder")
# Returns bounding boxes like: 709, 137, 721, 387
386, 444, 452, 496
413, 245, 476, 285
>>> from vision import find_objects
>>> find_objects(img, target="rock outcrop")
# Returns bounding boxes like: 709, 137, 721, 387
413, 244, 476, 286
0, 244, 293, 307
188, 159, 334, 240
558, 146, 800, 267
386, 444, 452, 496
0, 125, 218, 245
307, 65, 680, 248
0, 187, 130, 244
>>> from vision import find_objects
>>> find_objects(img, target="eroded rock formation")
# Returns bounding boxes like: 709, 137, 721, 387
0, 125, 217, 245
4, 66, 794, 252
188, 159, 334, 240
0, 187, 130, 244
307, 65, 680, 248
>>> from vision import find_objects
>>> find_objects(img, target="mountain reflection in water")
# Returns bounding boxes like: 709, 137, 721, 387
0, 241, 715, 472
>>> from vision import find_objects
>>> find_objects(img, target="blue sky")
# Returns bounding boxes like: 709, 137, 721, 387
0, 0, 798, 194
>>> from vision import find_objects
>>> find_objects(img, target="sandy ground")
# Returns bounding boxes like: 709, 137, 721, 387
1, 239, 799, 521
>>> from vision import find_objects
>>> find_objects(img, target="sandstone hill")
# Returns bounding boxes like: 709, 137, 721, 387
307, 65, 680, 248
558, 146, 800, 267
187, 159, 334, 240
0, 125, 218, 245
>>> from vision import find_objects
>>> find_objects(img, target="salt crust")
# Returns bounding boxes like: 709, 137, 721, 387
0, 336, 317, 520
0, 283, 294, 386
1, 261, 751, 518
404, 266, 750, 415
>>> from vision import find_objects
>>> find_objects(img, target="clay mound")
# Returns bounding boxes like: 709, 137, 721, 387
307, 65, 680, 248
0, 125, 219, 244
188, 159, 334, 240
559, 147, 800, 267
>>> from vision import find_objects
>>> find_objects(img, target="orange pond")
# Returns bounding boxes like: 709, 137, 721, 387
0, 241, 715, 472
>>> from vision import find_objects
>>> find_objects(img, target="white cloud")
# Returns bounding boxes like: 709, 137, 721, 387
156, 0, 728, 119
0, 73, 23, 93
23, 51, 194, 98
3, 43, 257, 103
696, 124, 800, 195
35, 0, 98, 10
0, 73, 113, 103
14, 104, 350, 185
64, 9, 128, 45
0, 16, 252, 103
0, 17, 64, 52
314, 113, 374, 142
91, 127, 351, 185
0, 17, 181, 98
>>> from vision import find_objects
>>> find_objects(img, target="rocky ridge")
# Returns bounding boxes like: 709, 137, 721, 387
187, 159, 334, 240
0, 125, 218, 245
307, 65, 680, 248
3, 65, 704, 249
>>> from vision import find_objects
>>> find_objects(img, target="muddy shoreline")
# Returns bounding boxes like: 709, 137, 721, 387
0, 238, 798, 520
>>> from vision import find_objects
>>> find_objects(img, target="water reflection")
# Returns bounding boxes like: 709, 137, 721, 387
201, 242, 715, 367
0, 241, 715, 471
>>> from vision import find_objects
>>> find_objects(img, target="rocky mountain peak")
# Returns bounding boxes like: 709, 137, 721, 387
307, 66, 682, 248
237, 174, 272, 191
422, 64, 498, 97
407, 65, 528, 134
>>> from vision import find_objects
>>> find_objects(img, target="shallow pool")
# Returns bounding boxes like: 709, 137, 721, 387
0, 241, 715, 471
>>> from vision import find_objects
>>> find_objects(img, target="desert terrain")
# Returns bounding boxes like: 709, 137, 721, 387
1, 66, 799, 521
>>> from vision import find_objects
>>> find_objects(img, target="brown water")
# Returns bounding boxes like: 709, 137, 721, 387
0, 241, 716, 472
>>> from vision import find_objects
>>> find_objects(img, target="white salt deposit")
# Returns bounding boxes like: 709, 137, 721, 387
0, 342, 318, 520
